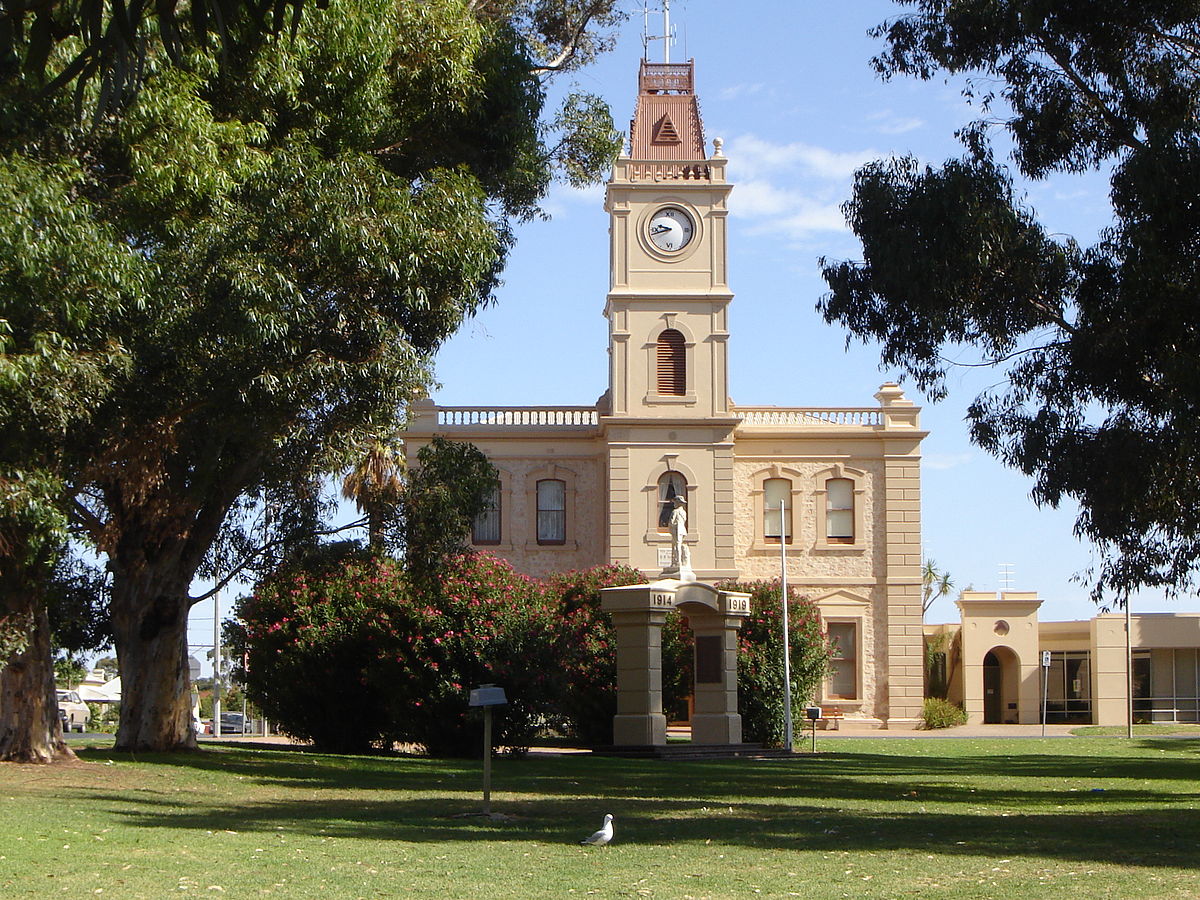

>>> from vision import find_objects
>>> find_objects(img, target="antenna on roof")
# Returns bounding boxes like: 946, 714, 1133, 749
641, 0, 676, 63
998, 562, 1014, 593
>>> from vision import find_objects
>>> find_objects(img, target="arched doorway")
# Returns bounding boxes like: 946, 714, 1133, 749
982, 647, 1020, 724
983, 651, 1002, 723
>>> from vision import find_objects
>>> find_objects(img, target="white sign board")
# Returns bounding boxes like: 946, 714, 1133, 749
657, 547, 673, 567
1042, 650, 1052, 668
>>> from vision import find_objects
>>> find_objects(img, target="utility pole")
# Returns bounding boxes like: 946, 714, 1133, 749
212, 591, 222, 738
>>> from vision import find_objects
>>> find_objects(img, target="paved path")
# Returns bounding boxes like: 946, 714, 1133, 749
806, 723, 1080, 739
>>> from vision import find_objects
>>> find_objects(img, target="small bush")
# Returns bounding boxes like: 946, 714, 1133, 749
229, 544, 397, 754
718, 580, 832, 748
921, 697, 967, 729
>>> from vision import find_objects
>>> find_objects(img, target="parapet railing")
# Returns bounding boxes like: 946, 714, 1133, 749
428, 406, 886, 428
612, 158, 724, 183
735, 407, 884, 427
434, 407, 600, 427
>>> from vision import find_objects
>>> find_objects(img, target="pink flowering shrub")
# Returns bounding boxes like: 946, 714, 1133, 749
380, 553, 561, 756
231, 549, 564, 755
230, 544, 396, 753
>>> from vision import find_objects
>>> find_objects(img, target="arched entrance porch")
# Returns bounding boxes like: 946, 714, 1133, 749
982, 646, 1021, 724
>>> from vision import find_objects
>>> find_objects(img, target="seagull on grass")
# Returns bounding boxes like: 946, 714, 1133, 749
580, 814, 614, 846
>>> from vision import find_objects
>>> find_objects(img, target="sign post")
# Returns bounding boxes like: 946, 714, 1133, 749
1041, 650, 1051, 737
805, 705, 822, 753
469, 685, 508, 815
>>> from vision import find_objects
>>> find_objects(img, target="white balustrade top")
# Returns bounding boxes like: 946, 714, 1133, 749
734, 407, 884, 427
435, 407, 601, 427
427, 406, 886, 429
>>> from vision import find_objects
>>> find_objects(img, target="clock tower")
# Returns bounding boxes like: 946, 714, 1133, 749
602, 59, 740, 578
406, 48, 931, 728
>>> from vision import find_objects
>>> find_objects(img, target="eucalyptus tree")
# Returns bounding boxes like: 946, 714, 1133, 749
821, 1, 1200, 602
0, 0, 622, 114
0, 0, 621, 756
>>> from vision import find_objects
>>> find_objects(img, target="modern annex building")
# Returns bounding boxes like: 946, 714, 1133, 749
927, 594, 1200, 727
407, 58, 929, 729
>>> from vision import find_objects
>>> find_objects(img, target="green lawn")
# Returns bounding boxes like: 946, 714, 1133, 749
2, 736, 1197, 899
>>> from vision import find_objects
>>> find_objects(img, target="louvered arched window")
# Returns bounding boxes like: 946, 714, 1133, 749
656, 328, 686, 395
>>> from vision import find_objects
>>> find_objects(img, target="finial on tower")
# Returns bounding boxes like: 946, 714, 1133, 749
641, 0, 676, 63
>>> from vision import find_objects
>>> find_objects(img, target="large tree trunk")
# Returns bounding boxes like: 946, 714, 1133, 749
0, 600, 74, 763
111, 569, 197, 752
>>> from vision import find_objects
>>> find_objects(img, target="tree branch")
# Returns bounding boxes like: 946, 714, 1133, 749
530, 1, 606, 74
1033, 37, 1148, 153
187, 515, 371, 605
939, 339, 1070, 370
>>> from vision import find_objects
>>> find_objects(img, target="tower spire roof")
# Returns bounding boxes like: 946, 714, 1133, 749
629, 58, 706, 159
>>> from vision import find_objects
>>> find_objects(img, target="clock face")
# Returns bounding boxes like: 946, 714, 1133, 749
648, 207, 695, 252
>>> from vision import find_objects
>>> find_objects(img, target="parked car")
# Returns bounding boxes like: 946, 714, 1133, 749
218, 712, 252, 734
57, 690, 90, 733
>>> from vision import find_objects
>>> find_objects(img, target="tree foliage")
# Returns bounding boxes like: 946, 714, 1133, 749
0, 0, 624, 117
821, 1, 1200, 601
399, 437, 500, 581
0, 0, 621, 754
922, 558, 954, 616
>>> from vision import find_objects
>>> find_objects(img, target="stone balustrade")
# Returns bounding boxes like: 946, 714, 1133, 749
434, 406, 600, 427
613, 158, 725, 183
735, 407, 884, 427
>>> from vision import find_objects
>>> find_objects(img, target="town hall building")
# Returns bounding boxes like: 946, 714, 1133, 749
406, 57, 929, 729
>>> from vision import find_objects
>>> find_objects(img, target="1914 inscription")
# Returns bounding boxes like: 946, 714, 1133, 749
650, 592, 674, 609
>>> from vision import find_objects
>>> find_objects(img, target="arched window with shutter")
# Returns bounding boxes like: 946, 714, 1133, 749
656, 328, 686, 396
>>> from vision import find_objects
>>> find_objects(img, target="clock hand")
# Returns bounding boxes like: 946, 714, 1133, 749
650, 224, 671, 234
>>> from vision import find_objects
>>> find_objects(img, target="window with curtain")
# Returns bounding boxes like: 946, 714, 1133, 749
657, 471, 688, 530
826, 477, 854, 543
471, 488, 500, 545
827, 621, 858, 699
656, 328, 686, 395
536, 479, 566, 545
763, 477, 792, 543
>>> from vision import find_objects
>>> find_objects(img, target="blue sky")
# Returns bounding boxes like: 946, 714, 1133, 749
429, 0, 1177, 624
183, 1, 1183, 674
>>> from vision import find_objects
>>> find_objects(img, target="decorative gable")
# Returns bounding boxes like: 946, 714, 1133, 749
654, 114, 681, 144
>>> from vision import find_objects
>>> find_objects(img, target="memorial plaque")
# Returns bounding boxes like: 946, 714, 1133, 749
695, 635, 723, 684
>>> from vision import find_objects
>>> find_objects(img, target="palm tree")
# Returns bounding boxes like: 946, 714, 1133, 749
922, 558, 954, 618
341, 438, 406, 549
